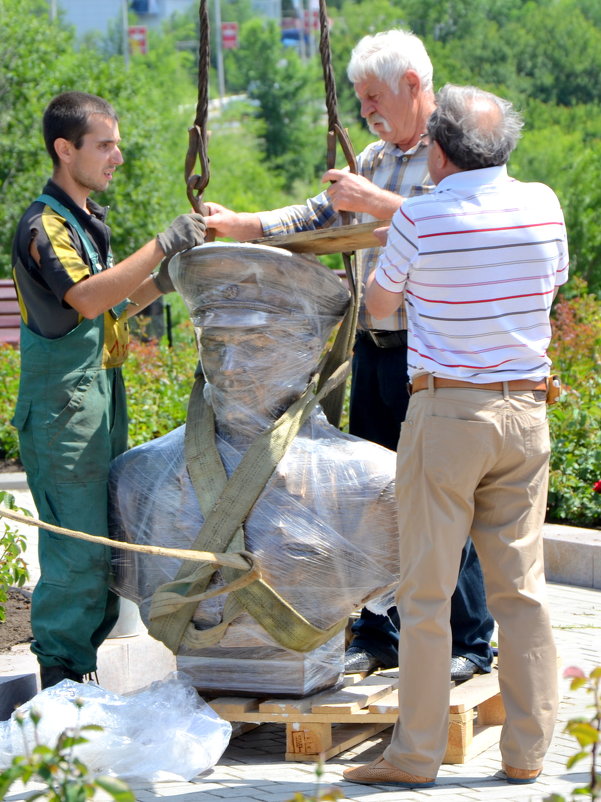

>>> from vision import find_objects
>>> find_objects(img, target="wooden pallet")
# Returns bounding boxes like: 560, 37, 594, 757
209, 667, 505, 763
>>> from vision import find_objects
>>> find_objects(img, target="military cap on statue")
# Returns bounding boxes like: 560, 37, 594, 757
169, 242, 350, 331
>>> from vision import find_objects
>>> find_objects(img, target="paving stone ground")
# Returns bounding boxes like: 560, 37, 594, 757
2, 583, 598, 802
1, 476, 599, 801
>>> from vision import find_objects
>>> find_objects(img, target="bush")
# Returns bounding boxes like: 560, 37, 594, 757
547, 279, 601, 528
0, 345, 21, 462
0, 491, 30, 622
0, 322, 199, 462
122, 322, 198, 449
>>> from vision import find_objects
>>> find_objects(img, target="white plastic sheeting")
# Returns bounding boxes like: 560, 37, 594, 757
0, 677, 231, 781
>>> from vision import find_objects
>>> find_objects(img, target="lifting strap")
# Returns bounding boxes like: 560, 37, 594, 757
147, 361, 351, 654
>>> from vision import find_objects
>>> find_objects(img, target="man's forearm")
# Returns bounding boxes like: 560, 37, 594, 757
64, 239, 165, 319
365, 187, 406, 220
126, 274, 162, 318
365, 269, 404, 320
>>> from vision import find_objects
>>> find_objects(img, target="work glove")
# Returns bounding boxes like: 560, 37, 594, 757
156, 213, 206, 258
152, 256, 175, 295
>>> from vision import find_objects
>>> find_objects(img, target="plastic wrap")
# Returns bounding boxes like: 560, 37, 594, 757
109, 243, 399, 696
0, 677, 231, 781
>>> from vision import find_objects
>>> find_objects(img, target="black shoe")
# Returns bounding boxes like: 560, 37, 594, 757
344, 646, 386, 674
450, 656, 478, 683
40, 664, 84, 690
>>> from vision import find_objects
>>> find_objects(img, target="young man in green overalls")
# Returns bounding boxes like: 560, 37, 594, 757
11, 91, 206, 689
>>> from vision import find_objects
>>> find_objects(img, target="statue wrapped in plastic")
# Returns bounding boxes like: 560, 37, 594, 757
109, 242, 399, 697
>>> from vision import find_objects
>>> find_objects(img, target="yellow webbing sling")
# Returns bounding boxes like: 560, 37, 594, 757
147, 361, 352, 654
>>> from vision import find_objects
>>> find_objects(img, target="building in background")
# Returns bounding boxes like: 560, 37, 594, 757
56, 0, 193, 37
55, 0, 287, 38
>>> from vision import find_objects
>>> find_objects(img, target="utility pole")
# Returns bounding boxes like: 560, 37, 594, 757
122, 0, 130, 69
297, 0, 307, 61
213, 0, 225, 103
49, 0, 56, 21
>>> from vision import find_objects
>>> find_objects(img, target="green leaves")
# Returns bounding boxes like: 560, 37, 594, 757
0, 705, 134, 802
0, 490, 30, 622
547, 665, 601, 801
123, 334, 197, 448
231, 17, 325, 187
546, 282, 601, 528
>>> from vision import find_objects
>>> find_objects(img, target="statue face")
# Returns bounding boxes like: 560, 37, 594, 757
199, 318, 323, 435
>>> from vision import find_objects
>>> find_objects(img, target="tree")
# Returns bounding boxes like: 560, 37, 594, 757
510, 100, 601, 295
231, 18, 326, 186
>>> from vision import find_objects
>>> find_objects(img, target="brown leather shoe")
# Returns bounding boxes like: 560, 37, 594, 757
343, 757, 436, 787
502, 763, 543, 784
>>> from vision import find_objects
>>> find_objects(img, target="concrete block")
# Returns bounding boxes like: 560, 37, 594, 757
97, 630, 177, 695
0, 673, 37, 720
543, 523, 601, 589
0, 472, 28, 491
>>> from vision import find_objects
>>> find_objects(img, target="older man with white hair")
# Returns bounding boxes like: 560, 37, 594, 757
205, 29, 494, 683
343, 84, 567, 789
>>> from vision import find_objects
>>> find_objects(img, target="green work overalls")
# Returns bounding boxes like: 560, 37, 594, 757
12, 304, 129, 674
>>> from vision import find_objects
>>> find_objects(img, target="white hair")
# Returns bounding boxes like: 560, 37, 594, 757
347, 29, 433, 93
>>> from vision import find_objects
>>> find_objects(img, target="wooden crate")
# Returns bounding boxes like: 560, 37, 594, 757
210, 667, 505, 763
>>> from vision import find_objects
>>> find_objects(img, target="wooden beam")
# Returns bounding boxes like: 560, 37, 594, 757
252, 220, 390, 256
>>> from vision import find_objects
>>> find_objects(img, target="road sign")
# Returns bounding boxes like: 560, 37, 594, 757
303, 9, 320, 31
221, 22, 239, 50
128, 25, 148, 55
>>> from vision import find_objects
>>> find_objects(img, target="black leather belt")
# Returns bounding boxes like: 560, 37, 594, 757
359, 329, 407, 349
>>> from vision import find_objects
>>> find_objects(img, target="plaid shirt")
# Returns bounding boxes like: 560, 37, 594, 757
259, 138, 433, 331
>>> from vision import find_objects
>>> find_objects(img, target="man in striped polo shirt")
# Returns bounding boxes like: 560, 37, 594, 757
343, 85, 568, 789
205, 29, 494, 684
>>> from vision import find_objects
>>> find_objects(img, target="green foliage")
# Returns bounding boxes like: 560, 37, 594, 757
0, 703, 135, 802
544, 666, 601, 801
123, 328, 198, 448
548, 391, 601, 528
229, 17, 326, 186
0, 491, 30, 623
0, 0, 74, 275
206, 110, 293, 211
511, 113, 601, 296
0, 345, 21, 461
547, 281, 601, 528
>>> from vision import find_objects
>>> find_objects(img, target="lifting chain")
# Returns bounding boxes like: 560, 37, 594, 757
318, 0, 357, 175
185, 0, 211, 214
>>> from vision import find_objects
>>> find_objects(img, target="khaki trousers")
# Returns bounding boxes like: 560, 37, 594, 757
383, 381, 558, 778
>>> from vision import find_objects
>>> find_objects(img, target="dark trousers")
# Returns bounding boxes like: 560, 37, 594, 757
348, 332, 494, 671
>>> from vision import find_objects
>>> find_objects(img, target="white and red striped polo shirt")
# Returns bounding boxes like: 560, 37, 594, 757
375, 165, 569, 382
